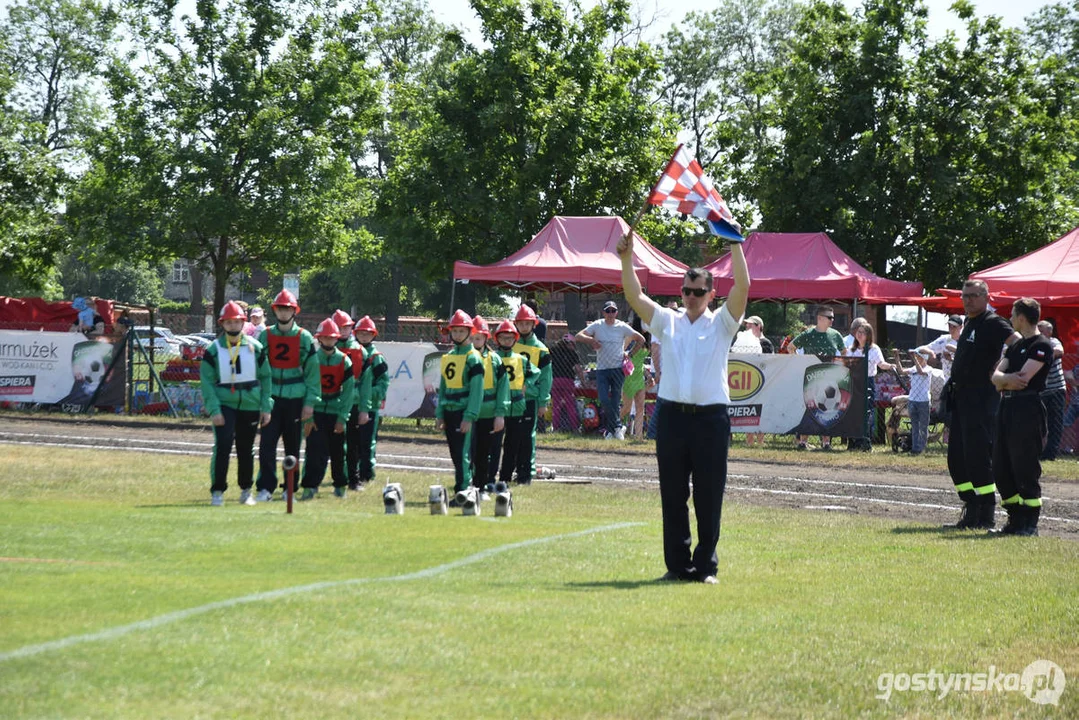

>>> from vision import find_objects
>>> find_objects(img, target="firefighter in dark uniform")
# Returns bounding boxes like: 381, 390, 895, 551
990, 298, 1052, 536
944, 280, 1019, 529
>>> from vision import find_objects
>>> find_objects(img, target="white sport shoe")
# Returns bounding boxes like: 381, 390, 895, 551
614, 426, 626, 440
239, 489, 256, 506
254, 489, 273, 503
210, 491, 224, 507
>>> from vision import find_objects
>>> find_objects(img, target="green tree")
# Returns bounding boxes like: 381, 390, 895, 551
0, 0, 116, 293
66, 0, 382, 316
659, 0, 803, 223
382, 0, 676, 301
58, 254, 166, 306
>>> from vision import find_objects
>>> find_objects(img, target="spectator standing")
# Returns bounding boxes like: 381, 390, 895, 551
786, 307, 846, 450
246, 307, 267, 338
843, 317, 869, 353
1037, 320, 1065, 461
848, 324, 897, 451
915, 315, 963, 376
893, 349, 935, 455
744, 316, 772, 447
620, 322, 651, 439
549, 333, 585, 432
577, 301, 645, 440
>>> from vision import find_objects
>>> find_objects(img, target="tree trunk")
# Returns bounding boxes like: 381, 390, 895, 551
212, 236, 230, 320
385, 258, 401, 338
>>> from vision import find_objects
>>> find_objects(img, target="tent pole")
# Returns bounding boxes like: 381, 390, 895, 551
448, 277, 456, 316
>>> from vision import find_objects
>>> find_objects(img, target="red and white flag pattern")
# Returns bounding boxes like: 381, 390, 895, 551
647, 144, 741, 240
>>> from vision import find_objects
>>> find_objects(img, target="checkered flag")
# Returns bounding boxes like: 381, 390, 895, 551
647, 144, 743, 242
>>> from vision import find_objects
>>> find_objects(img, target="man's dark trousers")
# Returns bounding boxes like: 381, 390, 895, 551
947, 389, 1000, 503
655, 402, 730, 578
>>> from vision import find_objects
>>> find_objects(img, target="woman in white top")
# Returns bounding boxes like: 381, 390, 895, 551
848, 324, 896, 450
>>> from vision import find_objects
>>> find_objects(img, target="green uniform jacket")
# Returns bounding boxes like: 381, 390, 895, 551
258, 323, 321, 405
495, 347, 538, 417
513, 334, 552, 405
435, 344, 485, 422
199, 335, 273, 415
312, 347, 355, 424
338, 336, 370, 410
362, 342, 391, 412
476, 347, 510, 420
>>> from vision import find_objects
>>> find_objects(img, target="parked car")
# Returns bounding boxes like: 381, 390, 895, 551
133, 326, 182, 353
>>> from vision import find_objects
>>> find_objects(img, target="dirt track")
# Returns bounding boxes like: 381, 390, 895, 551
3, 416, 1077, 539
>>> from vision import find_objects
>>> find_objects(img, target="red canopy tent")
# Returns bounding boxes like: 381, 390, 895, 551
969, 226, 1079, 304
452, 216, 688, 295
704, 232, 923, 302
0, 296, 114, 331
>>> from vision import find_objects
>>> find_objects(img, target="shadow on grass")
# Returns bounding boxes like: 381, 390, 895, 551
891, 526, 1000, 541
563, 578, 703, 590
135, 502, 215, 508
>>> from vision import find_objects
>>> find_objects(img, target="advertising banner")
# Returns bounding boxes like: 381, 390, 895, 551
0, 331, 125, 410
728, 354, 868, 435
376, 341, 443, 418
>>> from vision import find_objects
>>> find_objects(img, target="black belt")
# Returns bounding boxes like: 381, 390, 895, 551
666, 401, 726, 414
1001, 390, 1040, 399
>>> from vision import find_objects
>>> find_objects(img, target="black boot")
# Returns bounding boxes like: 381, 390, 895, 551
990, 506, 1021, 535
943, 503, 974, 529
971, 498, 996, 530
1015, 505, 1040, 536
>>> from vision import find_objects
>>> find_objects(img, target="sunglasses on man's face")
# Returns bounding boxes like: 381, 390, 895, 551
682, 287, 708, 298
821, 315, 834, 320
604, 308, 618, 314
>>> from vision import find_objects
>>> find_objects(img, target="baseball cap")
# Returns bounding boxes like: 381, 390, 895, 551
250, 306, 264, 317
745, 315, 764, 329
947, 314, 963, 327
603, 301, 618, 312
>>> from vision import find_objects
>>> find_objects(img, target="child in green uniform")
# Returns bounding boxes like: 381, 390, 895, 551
469, 315, 509, 493
330, 309, 368, 490
200, 301, 273, 506
300, 319, 355, 500
353, 315, 390, 487
436, 310, 485, 500
512, 304, 553, 483
255, 289, 321, 501
492, 319, 539, 486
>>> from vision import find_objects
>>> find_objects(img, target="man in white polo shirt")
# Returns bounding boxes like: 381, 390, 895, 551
618, 232, 750, 585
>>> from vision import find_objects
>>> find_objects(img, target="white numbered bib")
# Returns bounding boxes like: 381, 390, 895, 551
217, 343, 258, 385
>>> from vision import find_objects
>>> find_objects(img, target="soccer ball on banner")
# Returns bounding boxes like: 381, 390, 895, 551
815, 382, 843, 413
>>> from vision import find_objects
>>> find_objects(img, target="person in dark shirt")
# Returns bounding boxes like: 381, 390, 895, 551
943, 280, 1019, 530
549, 333, 585, 432
989, 298, 1052, 536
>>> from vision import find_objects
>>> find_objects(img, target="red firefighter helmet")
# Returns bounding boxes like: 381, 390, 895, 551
514, 304, 537, 322
448, 309, 473, 328
331, 309, 353, 329
272, 289, 300, 311
472, 315, 490, 337
218, 301, 247, 323
314, 318, 341, 339
354, 315, 378, 336
494, 319, 519, 341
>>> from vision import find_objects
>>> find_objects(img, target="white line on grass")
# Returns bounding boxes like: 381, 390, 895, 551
0, 522, 641, 664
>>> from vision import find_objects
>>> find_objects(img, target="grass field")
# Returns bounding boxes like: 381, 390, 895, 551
1, 445, 1077, 718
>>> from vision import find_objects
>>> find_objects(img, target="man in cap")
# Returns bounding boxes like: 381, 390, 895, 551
915, 314, 964, 377
744, 316, 773, 353
576, 300, 645, 440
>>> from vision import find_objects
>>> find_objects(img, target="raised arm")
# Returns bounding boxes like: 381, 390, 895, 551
617, 233, 657, 327
724, 243, 750, 322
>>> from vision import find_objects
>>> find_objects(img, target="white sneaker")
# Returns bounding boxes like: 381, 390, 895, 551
254, 489, 273, 503
239, 489, 256, 506
210, 491, 224, 507
614, 426, 626, 440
